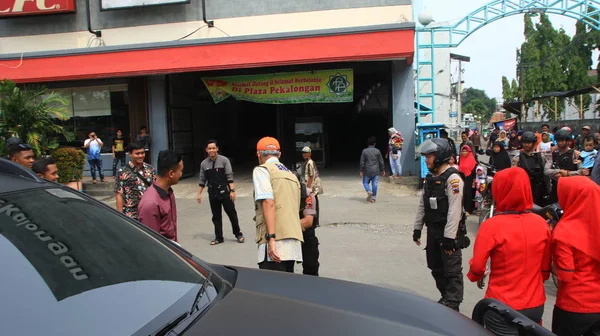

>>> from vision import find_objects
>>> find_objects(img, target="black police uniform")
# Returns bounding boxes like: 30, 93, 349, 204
298, 180, 320, 276
517, 152, 548, 206
549, 148, 579, 203
416, 166, 465, 310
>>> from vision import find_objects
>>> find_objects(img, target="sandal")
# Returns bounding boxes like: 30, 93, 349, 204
370, 199, 376, 203
236, 236, 245, 243
210, 239, 224, 245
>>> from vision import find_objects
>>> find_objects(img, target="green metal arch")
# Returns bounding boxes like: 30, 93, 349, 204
424, 0, 600, 48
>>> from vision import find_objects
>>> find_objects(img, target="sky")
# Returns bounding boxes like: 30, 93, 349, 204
416, 0, 580, 101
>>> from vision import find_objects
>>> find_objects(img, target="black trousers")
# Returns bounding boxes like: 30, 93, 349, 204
426, 225, 464, 304
302, 229, 320, 276
112, 155, 126, 176
463, 174, 475, 213
484, 305, 544, 336
553, 306, 600, 336
209, 196, 242, 241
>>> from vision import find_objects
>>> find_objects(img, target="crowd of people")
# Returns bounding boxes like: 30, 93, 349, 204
414, 123, 600, 336
4, 121, 599, 335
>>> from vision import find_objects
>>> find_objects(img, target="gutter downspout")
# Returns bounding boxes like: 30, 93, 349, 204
202, 0, 214, 27
86, 0, 102, 37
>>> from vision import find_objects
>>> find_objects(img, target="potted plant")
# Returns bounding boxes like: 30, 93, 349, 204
53, 147, 86, 191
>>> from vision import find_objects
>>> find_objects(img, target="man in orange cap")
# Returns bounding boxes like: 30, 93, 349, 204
253, 137, 304, 272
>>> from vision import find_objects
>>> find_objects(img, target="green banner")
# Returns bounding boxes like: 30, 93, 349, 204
202, 69, 353, 104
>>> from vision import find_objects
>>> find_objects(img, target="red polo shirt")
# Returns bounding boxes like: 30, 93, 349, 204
138, 183, 178, 241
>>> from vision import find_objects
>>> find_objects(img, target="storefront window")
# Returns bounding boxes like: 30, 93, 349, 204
55, 85, 130, 152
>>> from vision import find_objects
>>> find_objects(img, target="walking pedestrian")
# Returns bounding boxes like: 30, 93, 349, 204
114, 142, 156, 220
112, 129, 127, 177
458, 145, 477, 216
386, 127, 404, 178
301, 146, 323, 195
551, 177, 600, 336
253, 137, 303, 273
468, 167, 551, 336
413, 138, 465, 312
197, 139, 244, 245
360, 136, 385, 203
138, 150, 183, 242
83, 131, 104, 183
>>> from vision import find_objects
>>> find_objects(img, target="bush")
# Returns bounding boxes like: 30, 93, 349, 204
53, 147, 86, 183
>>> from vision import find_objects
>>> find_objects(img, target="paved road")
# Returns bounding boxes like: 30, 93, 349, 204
104, 168, 557, 326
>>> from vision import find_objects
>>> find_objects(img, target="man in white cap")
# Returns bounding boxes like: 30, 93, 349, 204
301, 146, 323, 196
575, 125, 592, 150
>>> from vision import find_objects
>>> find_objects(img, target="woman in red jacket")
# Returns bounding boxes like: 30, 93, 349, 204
467, 167, 552, 336
552, 177, 600, 336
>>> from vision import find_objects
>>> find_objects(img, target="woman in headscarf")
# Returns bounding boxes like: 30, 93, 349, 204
459, 145, 478, 215
490, 141, 512, 172
536, 132, 555, 170
498, 130, 509, 148
386, 128, 403, 179
551, 177, 600, 336
468, 167, 551, 336
508, 129, 522, 161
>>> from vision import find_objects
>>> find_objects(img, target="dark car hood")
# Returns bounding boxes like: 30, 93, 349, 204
186, 267, 491, 335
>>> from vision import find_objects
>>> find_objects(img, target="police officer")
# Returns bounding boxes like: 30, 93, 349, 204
413, 138, 465, 312
513, 131, 551, 206
297, 172, 320, 276
548, 129, 588, 202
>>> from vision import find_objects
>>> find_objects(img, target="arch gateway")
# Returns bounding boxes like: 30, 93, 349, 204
413, 0, 600, 177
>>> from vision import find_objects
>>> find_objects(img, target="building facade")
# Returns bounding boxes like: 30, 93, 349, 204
1, 0, 416, 175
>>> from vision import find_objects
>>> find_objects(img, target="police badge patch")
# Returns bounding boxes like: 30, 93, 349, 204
450, 178, 461, 194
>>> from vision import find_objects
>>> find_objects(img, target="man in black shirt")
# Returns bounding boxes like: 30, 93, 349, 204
197, 139, 244, 245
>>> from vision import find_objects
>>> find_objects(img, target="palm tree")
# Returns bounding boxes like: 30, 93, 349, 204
0, 79, 74, 156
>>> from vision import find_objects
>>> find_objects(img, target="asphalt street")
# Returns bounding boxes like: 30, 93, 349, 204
104, 167, 557, 327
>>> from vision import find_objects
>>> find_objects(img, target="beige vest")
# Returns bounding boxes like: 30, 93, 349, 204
255, 161, 303, 245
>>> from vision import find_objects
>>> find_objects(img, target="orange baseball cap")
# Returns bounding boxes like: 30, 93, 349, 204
256, 137, 280, 151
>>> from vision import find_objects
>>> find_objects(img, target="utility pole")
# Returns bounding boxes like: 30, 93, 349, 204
457, 59, 463, 131
519, 64, 526, 121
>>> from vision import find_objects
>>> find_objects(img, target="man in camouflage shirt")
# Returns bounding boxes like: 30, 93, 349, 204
114, 142, 156, 220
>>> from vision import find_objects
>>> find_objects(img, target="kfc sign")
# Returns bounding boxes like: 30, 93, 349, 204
0, 0, 76, 17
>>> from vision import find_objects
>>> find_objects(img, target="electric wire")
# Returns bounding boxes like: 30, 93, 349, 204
0, 52, 23, 69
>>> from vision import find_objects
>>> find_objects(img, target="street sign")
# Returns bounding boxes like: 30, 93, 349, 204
449, 112, 457, 117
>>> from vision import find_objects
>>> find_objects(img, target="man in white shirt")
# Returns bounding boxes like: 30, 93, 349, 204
253, 136, 303, 273
83, 131, 104, 183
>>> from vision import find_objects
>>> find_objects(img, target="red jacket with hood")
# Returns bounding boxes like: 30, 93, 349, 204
467, 167, 551, 311
553, 177, 600, 313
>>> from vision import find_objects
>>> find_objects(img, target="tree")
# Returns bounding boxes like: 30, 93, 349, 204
0, 79, 73, 156
461, 87, 496, 123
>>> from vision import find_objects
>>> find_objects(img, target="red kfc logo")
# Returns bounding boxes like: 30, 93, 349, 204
0, 0, 76, 17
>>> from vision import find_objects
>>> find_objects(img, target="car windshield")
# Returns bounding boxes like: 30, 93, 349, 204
0, 187, 211, 336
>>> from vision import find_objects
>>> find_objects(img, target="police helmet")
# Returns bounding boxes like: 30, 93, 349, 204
521, 131, 537, 144
418, 138, 452, 169
554, 129, 571, 141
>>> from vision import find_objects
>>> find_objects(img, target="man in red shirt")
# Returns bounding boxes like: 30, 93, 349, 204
138, 150, 183, 241
467, 167, 551, 335
552, 177, 600, 336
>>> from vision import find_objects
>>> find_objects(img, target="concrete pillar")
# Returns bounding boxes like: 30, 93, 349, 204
392, 60, 416, 176
147, 76, 168, 167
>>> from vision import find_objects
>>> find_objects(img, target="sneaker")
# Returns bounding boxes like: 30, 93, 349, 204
366, 192, 373, 202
